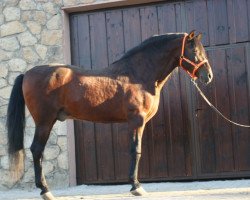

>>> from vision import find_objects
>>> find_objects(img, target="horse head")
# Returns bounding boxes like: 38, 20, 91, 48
180, 30, 213, 85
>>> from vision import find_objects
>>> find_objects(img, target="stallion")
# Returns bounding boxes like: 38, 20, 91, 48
7, 31, 213, 199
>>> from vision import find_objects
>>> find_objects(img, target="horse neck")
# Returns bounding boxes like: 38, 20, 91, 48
127, 36, 183, 89
155, 37, 183, 89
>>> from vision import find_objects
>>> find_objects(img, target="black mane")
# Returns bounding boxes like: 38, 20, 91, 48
120, 33, 185, 61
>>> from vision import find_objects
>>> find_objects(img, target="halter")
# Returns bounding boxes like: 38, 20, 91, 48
179, 34, 208, 79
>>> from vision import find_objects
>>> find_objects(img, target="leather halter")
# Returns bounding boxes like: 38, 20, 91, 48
179, 34, 208, 79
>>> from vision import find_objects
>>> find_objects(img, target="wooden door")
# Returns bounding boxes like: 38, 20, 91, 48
185, 0, 250, 178
70, 0, 250, 184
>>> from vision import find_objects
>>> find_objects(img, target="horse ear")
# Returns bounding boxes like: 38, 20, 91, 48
196, 33, 202, 41
188, 30, 195, 40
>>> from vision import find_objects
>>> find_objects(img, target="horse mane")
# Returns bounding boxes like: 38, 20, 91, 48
118, 33, 185, 62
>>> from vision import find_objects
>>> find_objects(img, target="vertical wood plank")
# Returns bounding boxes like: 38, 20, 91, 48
179, 71, 193, 177
81, 122, 98, 181
89, 12, 115, 181
76, 14, 98, 182
74, 121, 84, 183
112, 123, 130, 180
70, 15, 80, 66
77, 14, 91, 68
89, 12, 109, 69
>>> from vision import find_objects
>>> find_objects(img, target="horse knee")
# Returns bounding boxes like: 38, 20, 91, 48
134, 115, 144, 127
129, 114, 145, 129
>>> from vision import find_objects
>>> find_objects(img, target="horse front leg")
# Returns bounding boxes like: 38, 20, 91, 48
128, 116, 147, 196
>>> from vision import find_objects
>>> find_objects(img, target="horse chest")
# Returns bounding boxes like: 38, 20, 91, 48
125, 87, 160, 120
144, 94, 160, 120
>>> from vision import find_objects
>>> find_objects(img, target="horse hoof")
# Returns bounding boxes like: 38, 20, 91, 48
130, 186, 147, 196
41, 192, 56, 200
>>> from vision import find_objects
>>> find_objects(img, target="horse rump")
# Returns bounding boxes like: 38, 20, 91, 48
6, 74, 26, 180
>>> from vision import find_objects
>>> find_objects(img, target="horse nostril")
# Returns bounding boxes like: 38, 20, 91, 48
208, 73, 212, 79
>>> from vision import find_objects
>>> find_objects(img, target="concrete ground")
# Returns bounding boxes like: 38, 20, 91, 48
1, 179, 250, 200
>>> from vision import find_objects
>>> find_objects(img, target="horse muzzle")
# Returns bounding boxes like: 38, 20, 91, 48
197, 64, 213, 85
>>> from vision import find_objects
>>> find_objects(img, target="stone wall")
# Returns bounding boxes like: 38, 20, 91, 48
0, 0, 106, 191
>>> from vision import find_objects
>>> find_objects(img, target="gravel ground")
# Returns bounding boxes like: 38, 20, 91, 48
1, 179, 250, 200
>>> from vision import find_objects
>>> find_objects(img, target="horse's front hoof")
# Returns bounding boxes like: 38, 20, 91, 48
130, 186, 147, 196
41, 192, 56, 200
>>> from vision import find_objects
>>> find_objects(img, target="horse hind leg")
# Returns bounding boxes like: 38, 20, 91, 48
30, 122, 56, 200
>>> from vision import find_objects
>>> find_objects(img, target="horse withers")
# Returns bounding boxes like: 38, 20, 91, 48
7, 31, 213, 200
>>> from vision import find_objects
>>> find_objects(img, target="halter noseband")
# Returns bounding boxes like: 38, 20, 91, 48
179, 34, 208, 79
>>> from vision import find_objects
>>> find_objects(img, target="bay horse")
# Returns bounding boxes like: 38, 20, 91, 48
7, 31, 213, 200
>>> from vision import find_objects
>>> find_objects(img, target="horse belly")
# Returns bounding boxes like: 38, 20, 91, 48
69, 97, 127, 122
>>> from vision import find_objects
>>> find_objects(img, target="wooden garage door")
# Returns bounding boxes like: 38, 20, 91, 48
69, 0, 250, 184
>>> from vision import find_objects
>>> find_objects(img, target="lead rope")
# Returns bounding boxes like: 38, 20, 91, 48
191, 79, 250, 128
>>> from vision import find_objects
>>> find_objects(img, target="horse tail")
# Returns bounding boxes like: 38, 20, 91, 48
6, 74, 25, 179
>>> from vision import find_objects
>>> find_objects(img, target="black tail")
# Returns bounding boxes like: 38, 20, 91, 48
6, 74, 25, 176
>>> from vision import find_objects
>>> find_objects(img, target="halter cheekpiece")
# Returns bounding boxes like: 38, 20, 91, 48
179, 33, 208, 79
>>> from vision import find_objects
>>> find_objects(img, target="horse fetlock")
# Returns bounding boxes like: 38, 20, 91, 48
129, 178, 140, 187
132, 183, 141, 190
36, 182, 49, 194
